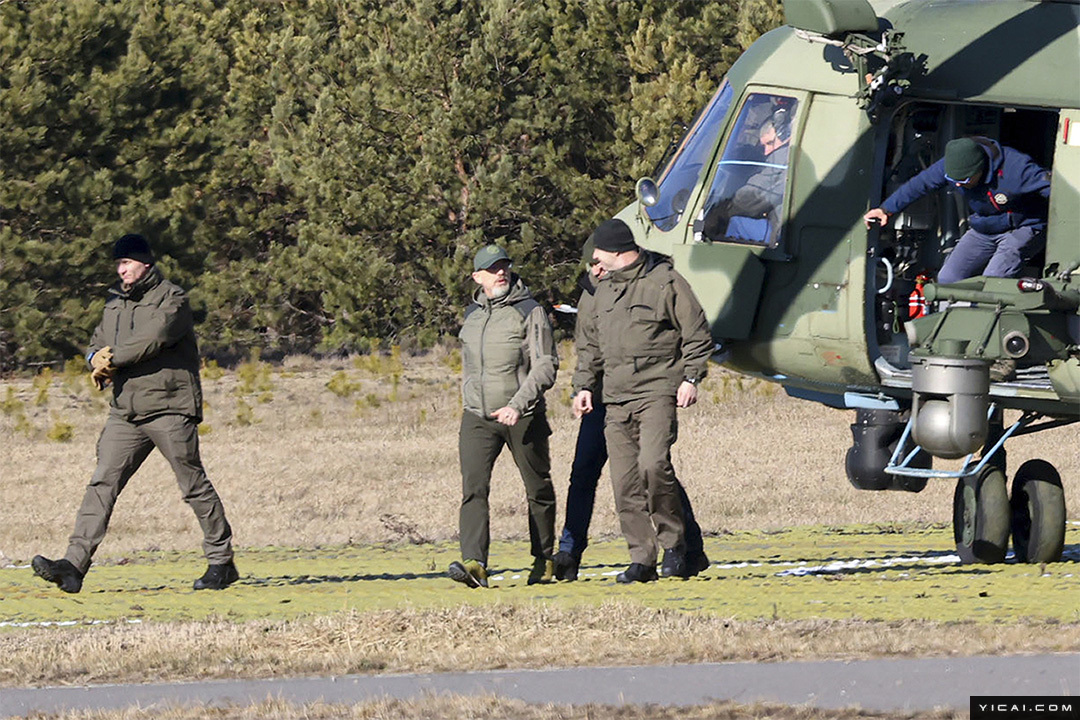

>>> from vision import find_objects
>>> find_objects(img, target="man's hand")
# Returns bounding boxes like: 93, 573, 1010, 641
863, 208, 889, 228
91, 364, 113, 391
90, 347, 113, 371
490, 406, 521, 426
676, 380, 699, 408
572, 390, 593, 419
90, 346, 115, 391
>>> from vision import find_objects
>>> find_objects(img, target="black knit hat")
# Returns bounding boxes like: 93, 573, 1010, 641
591, 219, 637, 253
113, 234, 154, 265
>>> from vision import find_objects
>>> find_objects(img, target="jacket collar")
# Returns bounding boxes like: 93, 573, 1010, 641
608, 253, 647, 285
472, 273, 530, 308
606, 250, 670, 285
110, 265, 163, 301
972, 136, 1004, 184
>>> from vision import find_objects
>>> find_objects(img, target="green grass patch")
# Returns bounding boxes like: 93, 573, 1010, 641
3, 523, 1077, 628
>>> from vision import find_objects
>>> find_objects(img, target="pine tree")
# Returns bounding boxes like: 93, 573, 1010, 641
1, 0, 783, 367
1, 0, 240, 366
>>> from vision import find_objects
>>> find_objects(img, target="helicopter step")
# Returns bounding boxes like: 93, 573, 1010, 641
875, 357, 1055, 395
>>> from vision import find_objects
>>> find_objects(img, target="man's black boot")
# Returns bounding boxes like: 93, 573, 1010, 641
615, 562, 658, 584
686, 550, 710, 577
32, 555, 83, 594
660, 548, 689, 578
194, 560, 239, 590
553, 551, 580, 582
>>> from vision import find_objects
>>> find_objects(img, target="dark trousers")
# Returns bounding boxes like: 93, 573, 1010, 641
559, 399, 704, 561
458, 409, 556, 566
65, 413, 234, 575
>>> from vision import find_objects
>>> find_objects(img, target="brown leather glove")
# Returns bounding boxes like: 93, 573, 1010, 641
90, 347, 113, 371
91, 365, 114, 391
90, 347, 115, 391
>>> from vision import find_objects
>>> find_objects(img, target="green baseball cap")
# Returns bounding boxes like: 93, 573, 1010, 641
473, 245, 511, 271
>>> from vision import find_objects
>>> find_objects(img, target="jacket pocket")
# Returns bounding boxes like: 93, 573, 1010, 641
633, 355, 661, 373
629, 302, 660, 324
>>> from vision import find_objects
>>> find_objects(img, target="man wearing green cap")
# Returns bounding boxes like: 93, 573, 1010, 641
449, 245, 558, 588
31, 234, 237, 594
864, 136, 1051, 284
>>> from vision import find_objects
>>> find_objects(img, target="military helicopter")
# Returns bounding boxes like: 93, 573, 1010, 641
616, 0, 1079, 564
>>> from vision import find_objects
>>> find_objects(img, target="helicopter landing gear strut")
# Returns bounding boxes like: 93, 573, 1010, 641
952, 410, 1009, 564
887, 405, 1069, 565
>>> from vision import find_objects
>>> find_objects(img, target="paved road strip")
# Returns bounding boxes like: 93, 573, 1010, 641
2, 654, 1077, 716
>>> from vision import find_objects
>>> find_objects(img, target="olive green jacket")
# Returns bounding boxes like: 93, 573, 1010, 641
573, 251, 712, 403
88, 266, 203, 422
459, 276, 558, 418
573, 273, 602, 392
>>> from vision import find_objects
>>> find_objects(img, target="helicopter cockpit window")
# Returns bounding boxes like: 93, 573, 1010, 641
645, 82, 734, 232
701, 93, 798, 247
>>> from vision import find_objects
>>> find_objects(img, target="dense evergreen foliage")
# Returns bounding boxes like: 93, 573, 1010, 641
1, 0, 782, 369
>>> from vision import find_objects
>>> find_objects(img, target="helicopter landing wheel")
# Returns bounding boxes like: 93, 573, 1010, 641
1010, 459, 1066, 564
953, 464, 1010, 564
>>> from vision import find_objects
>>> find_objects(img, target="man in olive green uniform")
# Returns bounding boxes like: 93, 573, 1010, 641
449, 245, 558, 588
32, 234, 237, 594
572, 219, 712, 583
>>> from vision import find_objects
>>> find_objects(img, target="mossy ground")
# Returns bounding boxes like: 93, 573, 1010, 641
4, 523, 1077, 628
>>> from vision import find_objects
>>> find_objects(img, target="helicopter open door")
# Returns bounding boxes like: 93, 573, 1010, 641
671, 87, 807, 343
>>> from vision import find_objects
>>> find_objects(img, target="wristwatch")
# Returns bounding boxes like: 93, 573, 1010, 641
683, 377, 698, 385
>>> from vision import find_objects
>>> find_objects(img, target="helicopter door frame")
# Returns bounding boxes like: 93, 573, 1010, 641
1047, 109, 1080, 278
672, 85, 808, 343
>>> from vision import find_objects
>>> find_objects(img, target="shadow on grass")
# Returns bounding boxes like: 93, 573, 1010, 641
246, 569, 449, 586
110, 543, 1073, 589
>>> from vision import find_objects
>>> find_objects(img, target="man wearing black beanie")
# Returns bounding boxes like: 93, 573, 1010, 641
112, 233, 155, 266
31, 234, 238, 594
590, 218, 639, 254
553, 234, 710, 583
572, 219, 713, 583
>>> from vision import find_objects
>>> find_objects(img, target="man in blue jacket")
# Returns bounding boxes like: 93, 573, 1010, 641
864, 136, 1051, 284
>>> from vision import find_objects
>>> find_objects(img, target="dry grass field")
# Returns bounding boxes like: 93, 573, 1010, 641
1, 347, 1078, 718
2, 345, 1077, 559
6, 697, 964, 720
15, 698, 967, 720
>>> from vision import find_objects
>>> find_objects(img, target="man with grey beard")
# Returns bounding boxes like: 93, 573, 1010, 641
449, 245, 558, 588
